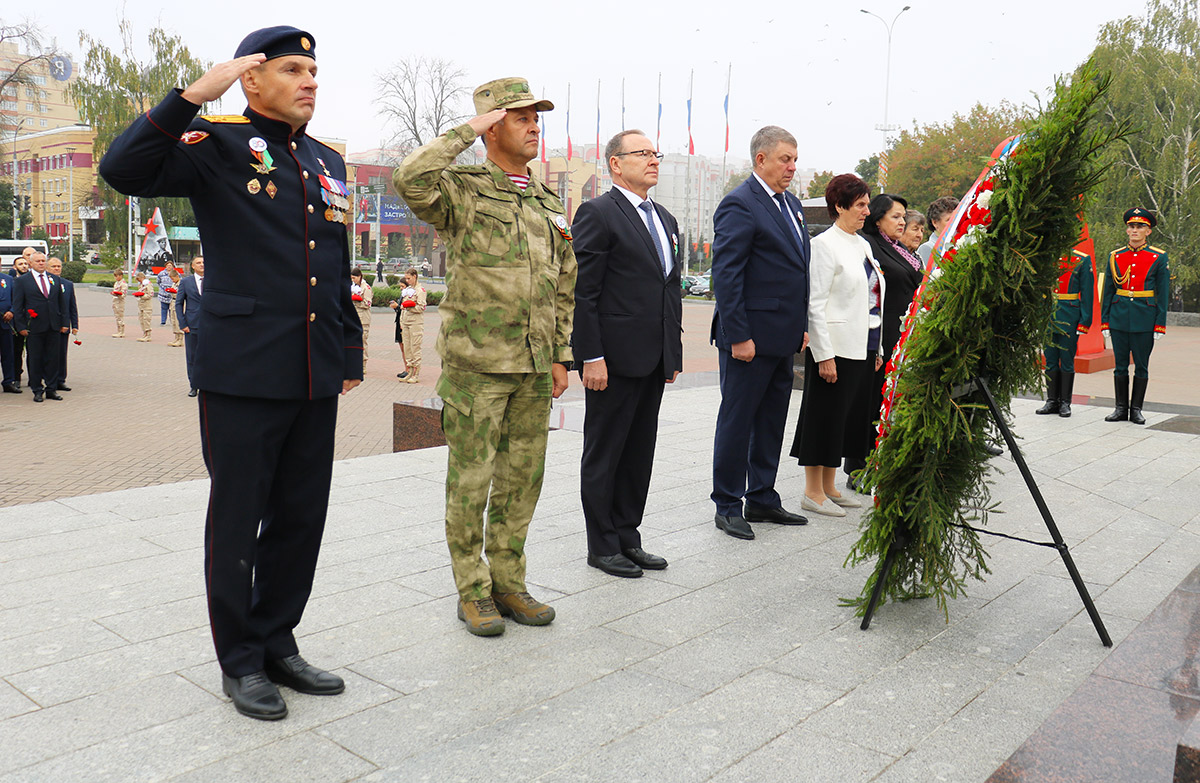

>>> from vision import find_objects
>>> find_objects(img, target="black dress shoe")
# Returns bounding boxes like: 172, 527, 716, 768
56, 384, 71, 392
32, 391, 43, 402
587, 552, 643, 578
222, 671, 287, 720
622, 547, 668, 570
1, 383, 20, 394
188, 388, 198, 397
715, 513, 755, 540
264, 654, 345, 695
44, 390, 63, 401
744, 502, 808, 526
983, 442, 1004, 457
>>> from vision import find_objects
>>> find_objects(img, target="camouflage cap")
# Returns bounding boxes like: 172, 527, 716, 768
473, 78, 554, 114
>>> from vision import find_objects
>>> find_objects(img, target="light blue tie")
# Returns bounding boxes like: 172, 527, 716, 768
639, 201, 669, 277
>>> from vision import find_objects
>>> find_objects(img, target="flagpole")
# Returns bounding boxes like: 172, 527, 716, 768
684, 69, 693, 278
656, 73, 662, 152
595, 78, 601, 201
721, 63, 731, 193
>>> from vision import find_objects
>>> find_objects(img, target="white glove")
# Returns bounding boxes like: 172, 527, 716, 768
1154, 333, 1163, 341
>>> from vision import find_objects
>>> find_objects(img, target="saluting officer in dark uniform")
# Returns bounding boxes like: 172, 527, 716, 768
1100, 207, 1169, 425
99, 26, 364, 721
1036, 248, 1094, 418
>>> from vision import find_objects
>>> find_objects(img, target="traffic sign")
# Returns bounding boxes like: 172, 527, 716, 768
356, 184, 388, 195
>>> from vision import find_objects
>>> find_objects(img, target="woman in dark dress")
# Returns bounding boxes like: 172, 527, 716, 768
846, 194, 926, 490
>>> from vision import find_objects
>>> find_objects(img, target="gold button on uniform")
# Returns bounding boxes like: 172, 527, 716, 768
302, 171, 309, 179
309, 312, 316, 322
291, 141, 297, 150
307, 204, 314, 213
308, 240, 316, 249
310, 277, 317, 286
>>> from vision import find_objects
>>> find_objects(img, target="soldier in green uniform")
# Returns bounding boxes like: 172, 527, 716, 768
1101, 207, 1169, 425
1036, 248, 1093, 418
393, 77, 576, 637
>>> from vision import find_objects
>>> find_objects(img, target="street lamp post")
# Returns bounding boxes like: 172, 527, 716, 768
66, 146, 75, 263
861, 5, 911, 189
9, 117, 27, 238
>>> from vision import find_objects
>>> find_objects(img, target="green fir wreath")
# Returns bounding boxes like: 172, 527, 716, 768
844, 61, 1133, 617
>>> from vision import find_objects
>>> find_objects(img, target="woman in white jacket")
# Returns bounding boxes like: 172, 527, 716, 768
790, 174, 885, 517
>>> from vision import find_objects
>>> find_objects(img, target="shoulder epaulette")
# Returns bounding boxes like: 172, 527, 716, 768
1071, 249, 1089, 258
311, 137, 344, 158
1149, 245, 1166, 254
200, 115, 251, 124
1111, 246, 1129, 256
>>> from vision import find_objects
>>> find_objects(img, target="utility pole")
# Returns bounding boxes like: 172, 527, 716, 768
861, 5, 912, 190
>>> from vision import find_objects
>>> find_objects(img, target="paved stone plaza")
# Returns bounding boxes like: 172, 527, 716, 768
3, 286, 1200, 781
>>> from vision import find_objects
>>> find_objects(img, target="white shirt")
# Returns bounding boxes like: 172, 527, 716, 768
614, 184, 672, 275
752, 172, 804, 241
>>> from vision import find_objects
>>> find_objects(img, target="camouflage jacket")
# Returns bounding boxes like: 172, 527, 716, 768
393, 123, 576, 373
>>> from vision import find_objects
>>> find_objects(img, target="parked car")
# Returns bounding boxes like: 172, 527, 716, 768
689, 275, 712, 297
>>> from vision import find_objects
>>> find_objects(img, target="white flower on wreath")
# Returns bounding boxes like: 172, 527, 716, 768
975, 190, 992, 210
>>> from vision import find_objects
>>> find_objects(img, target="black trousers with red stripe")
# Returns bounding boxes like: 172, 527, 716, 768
198, 391, 338, 677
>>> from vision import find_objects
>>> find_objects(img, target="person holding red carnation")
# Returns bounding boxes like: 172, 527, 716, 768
111, 269, 129, 338
349, 268, 372, 372
395, 267, 426, 384
165, 267, 184, 347
134, 272, 154, 341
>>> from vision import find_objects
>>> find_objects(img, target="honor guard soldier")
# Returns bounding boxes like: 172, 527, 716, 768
1100, 207, 1169, 425
1036, 248, 1094, 418
99, 25, 363, 721
394, 77, 576, 637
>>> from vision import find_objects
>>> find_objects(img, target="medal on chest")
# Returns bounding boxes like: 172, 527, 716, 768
319, 174, 351, 223
249, 137, 276, 175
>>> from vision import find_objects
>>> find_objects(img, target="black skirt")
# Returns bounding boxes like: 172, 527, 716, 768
394, 308, 403, 344
790, 350, 871, 468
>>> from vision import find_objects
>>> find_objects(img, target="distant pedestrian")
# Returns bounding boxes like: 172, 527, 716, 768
111, 269, 128, 338
134, 272, 154, 341
165, 268, 184, 347
397, 268, 426, 384
157, 261, 176, 324
176, 256, 205, 397
350, 268, 372, 371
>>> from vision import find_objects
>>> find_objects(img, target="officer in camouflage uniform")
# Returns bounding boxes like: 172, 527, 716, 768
1101, 207, 1169, 425
393, 77, 576, 637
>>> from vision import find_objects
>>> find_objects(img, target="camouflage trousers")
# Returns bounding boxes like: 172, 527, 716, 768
138, 299, 152, 333
437, 365, 552, 601
112, 297, 125, 335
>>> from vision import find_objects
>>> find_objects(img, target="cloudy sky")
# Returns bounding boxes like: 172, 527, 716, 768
33, 0, 1137, 171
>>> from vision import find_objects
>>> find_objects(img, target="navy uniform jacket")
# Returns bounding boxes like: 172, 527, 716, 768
12, 271, 67, 333
176, 274, 203, 332
709, 177, 810, 358
1101, 244, 1169, 336
571, 189, 683, 380
0, 274, 12, 322
98, 90, 363, 399
60, 278, 79, 330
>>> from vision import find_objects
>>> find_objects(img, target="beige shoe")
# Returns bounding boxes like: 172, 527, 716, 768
800, 495, 847, 517
827, 492, 863, 508
493, 591, 555, 626
111, 333, 124, 338
404, 366, 420, 384
457, 598, 505, 636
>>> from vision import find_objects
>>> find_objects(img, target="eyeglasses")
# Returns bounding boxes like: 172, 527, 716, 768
613, 150, 664, 160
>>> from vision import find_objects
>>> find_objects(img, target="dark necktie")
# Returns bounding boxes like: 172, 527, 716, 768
774, 192, 802, 247
38, 273, 49, 298
639, 201, 669, 276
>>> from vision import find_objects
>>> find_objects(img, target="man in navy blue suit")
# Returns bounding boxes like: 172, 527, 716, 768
11, 251, 69, 402
46, 257, 78, 392
710, 126, 810, 540
0, 270, 16, 393
175, 256, 204, 397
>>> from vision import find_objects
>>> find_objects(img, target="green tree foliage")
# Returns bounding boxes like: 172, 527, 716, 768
805, 170, 833, 199
886, 102, 1029, 216
855, 155, 879, 194
0, 182, 32, 237
1088, 0, 1199, 305
69, 20, 210, 241
845, 62, 1131, 617
98, 235, 126, 270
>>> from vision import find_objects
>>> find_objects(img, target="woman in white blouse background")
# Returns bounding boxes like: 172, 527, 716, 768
790, 174, 885, 517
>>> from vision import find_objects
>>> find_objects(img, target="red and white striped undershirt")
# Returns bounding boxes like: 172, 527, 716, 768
505, 172, 530, 191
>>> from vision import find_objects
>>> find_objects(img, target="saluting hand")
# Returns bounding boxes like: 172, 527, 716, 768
467, 109, 508, 137
181, 54, 268, 105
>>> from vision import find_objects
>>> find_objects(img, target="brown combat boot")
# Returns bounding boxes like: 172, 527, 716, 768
457, 597, 505, 636
493, 591, 556, 626
137, 330, 152, 342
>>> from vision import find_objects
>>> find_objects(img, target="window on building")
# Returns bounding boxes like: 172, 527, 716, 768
39, 118, 47, 127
